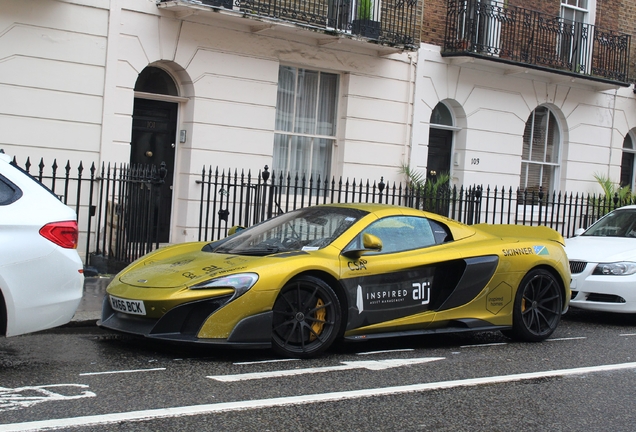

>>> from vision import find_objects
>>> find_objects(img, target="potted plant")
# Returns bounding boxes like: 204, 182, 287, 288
351, 0, 380, 39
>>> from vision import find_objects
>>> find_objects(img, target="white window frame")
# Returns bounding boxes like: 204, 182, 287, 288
521, 107, 562, 193
272, 66, 339, 181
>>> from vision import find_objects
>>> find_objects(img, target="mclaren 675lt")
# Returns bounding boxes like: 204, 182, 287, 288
99, 203, 570, 358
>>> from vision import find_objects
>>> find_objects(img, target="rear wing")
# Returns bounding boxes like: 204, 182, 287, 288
474, 224, 565, 246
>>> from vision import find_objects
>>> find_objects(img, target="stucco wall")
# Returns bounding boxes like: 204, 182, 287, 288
412, 44, 636, 196
0, 0, 416, 243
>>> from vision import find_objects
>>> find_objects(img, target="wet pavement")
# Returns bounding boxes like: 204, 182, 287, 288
69, 275, 112, 326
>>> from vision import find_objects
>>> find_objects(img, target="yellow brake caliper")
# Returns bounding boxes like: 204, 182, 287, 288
310, 298, 326, 341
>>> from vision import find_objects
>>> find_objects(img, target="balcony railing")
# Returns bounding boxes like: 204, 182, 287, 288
158, 0, 420, 49
443, 0, 630, 85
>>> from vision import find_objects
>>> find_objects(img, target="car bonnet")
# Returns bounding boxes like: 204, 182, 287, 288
118, 250, 259, 288
565, 236, 636, 262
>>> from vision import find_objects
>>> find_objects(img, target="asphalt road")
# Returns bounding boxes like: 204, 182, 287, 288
1, 308, 636, 431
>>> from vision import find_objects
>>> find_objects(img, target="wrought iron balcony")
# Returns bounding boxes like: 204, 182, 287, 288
158, 0, 420, 50
443, 0, 631, 85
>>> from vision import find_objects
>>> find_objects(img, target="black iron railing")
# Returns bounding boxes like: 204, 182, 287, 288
444, 0, 630, 84
160, 0, 420, 48
196, 165, 634, 242
13, 156, 167, 273
14, 156, 634, 269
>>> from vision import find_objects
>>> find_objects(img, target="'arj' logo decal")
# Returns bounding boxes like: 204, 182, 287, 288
533, 245, 549, 255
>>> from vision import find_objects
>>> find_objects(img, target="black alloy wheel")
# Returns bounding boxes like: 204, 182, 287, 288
507, 269, 563, 341
271, 275, 342, 358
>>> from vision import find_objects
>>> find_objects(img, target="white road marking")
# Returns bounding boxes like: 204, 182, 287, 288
356, 349, 415, 356
79, 368, 166, 376
620, 333, 636, 337
233, 359, 299, 365
0, 385, 95, 412
208, 357, 445, 382
3, 361, 636, 431
547, 337, 587, 341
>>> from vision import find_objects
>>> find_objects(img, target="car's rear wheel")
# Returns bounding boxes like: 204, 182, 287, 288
505, 269, 562, 342
272, 276, 341, 358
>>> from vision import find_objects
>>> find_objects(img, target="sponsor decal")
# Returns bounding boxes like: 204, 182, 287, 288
502, 247, 534, 257
170, 259, 195, 267
355, 278, 432, 313
203, 265, 222, 273
412, 281, 431, 304
348, 259, 368, 271
533, 245, 549, 255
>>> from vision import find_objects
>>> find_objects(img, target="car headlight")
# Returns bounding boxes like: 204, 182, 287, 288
592, 262, 636, 276
189, 273, 259, 299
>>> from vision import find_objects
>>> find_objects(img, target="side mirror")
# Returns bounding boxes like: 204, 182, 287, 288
228, 225, 245, 236
343, 233, 383, 258
573, 228, 585, 237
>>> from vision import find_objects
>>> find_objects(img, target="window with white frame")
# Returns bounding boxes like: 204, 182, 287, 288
521, 107, 561, 193
560, 0, 591, 73
620, 133, 636, 189
273, 66, 339, 181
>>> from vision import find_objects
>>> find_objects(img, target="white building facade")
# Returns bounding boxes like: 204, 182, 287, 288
1, 0, 419, 246
411, 43, 636, 195
1, 0, 635, 255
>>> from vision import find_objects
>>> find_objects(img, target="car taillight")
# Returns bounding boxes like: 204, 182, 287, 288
39, 221, 79, 249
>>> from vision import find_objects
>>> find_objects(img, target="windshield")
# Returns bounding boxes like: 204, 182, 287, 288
210, 206, 368, 256
583, 209, 636, 238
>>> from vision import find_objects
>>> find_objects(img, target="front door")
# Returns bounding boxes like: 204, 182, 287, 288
130, 98, 177, 243
427, 128, 452, 182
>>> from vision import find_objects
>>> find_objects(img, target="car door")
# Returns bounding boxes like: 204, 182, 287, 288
339, 215, 467, 331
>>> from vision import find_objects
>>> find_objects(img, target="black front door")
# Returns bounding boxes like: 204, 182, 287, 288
427, 128, 452, 182
130, 98, 177, 243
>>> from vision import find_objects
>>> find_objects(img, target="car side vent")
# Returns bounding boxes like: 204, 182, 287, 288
569, 261, 587, 274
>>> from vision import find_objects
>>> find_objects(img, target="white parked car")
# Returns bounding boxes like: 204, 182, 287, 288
0, 151, 84, 336
566, 205, 636, 313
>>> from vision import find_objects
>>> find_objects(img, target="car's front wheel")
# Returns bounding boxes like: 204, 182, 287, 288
506, 269, 563, 342
271, 276, 341, 358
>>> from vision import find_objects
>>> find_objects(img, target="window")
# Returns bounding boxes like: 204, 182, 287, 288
273, 66, 339, 181
458, 0, 502, 55
560, 0, 590, 73
430, 103, 453, 127
620, 133, 636, 189
345, 216, 452, 255
0, 175, 20, 205
521, 107, 561, 192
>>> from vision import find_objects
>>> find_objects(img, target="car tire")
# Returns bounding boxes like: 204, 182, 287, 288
271, 275, 342, 359
506, 268, 563, 342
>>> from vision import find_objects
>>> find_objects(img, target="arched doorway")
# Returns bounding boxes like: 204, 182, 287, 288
427, 103, 454, 182
131, 67, 178, 243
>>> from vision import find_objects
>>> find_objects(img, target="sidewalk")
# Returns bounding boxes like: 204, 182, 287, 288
68, 276, 113, 326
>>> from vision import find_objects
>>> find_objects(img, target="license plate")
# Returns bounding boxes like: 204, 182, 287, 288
110, 295, 146, 316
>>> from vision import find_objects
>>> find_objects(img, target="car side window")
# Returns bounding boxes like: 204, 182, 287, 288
358, 216, 452, 254
0, 175, 21, 205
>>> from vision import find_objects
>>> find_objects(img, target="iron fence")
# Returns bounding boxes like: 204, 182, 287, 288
196, 165, 634, 242
12, 156, 166, 273
443, 0, 631, 84
12, 156, 635, 270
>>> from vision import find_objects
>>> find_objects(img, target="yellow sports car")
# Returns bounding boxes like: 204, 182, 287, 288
98, 203, 570, 358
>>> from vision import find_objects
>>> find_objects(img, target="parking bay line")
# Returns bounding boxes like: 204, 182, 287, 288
79, 368, 166, 376
3, 361, 636, 431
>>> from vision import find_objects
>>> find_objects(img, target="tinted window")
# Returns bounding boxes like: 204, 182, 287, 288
0, 175, 22, 205
584, 209, 636, 237
349, 216, 452, 255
